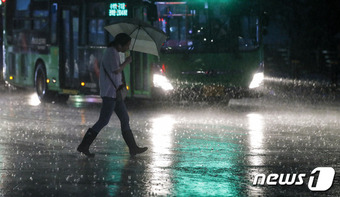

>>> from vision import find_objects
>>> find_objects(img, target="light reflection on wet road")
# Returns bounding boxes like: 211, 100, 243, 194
0, 89, 340, 196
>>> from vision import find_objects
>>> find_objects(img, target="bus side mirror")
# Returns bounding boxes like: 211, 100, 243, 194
147, 3, 158, 21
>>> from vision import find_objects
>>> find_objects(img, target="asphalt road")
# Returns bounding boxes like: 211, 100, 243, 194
0, 87, 340, 196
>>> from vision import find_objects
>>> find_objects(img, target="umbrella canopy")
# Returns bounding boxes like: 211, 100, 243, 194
104, 18, 167, 57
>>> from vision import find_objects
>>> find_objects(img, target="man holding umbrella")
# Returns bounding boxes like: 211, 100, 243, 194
77, 18, 166, 157
77, 33, 148, 157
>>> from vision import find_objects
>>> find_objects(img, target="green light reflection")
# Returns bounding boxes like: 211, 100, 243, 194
173, 129, 246, 196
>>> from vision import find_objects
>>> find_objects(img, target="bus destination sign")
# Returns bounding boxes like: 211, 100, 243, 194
109, 3, 128, 17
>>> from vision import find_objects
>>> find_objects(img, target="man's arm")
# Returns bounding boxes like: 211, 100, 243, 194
114, 56, 132, 74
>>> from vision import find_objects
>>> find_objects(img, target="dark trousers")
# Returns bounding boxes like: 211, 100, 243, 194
92, 97, 130, 133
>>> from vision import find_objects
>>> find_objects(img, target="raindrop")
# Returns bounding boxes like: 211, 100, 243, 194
66, 176, 71, 182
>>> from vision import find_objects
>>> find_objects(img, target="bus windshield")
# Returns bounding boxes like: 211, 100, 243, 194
155, 2, 259, 53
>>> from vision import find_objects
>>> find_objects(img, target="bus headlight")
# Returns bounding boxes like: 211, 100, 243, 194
249, 72, 264, 89
153, 74, 174, 91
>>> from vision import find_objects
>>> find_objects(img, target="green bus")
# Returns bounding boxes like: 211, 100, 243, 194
2, 0, 160, 101
151, 0, 266, 100
2, 0, 265, 102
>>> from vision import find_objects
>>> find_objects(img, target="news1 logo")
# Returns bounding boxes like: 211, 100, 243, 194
253, 167, 336, 191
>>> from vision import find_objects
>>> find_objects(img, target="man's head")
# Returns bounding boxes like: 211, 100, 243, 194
108, 33, 132, 52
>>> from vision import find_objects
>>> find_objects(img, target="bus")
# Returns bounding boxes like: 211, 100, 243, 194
2, 0, 266, 102
151, 0, 266, 101
2, 0, 161, 101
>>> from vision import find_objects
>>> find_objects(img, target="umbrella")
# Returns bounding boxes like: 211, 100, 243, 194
104, 18, 167, 57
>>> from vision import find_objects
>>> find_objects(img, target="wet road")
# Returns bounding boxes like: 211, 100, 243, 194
0, 88, 340, 196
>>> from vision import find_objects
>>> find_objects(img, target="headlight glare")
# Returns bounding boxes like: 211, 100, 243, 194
249, 72, 264, 89
153, 74, 174, 91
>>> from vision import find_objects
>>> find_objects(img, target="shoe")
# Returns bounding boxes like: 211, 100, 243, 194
129, 147, 148, 156
122, 129, 148, 156
77, 128, 98, 157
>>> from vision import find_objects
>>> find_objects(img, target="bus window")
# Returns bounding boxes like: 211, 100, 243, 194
156, 2, 190, 50
33, 10, 49, 30
73, 17, 80, 65
51, 3, 58, 44
13, 0, 31, 31
16, 0, 30, 16
88, 19, 105, 46
155, 2, 260, 53
13, 19, 31, 31
60, 6, 80, 88
87, 3, 106, 45
239, 16, 259, 51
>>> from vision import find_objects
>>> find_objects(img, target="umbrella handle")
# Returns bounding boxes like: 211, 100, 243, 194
131, 26, 140, 51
